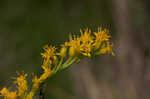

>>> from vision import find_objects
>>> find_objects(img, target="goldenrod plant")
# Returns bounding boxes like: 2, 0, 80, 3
0, 27, 115, 99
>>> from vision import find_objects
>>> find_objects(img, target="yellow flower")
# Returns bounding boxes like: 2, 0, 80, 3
39, 66, 52, 82
80, 43, 92, 57
79, 28, 93, 57
98, 41, 115, 56
14, 73, 28, 97
32, 75, 40, 91
0, 87, 9, 97
57, 45, 67, 58
25, 91, 34, 99
7, 92, 17, 99
32, 66, 51, 91
68, 46, 76, 57
66, 35, 82, 57
93, 27, 110, 50
80, 28, 93, 43
32, 45, 53, 91
66, 28, 94, 57
41, 45, 57, 66
0, 87, 17, 99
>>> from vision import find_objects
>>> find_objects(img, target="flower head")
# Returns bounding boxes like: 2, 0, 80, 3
41, 45, 57, 67
80, 28, 93, 43
32, 66, 52, 91
98, 41, 115, 56
0, 87, 17, 99
65, 28, 94, 57
57, 45, 67, 58
14, 72, 28, 97
93, 27, 111, 50
25, 91, 34, 99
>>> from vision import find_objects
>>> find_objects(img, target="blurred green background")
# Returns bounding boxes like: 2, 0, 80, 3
0, 0, 149, 99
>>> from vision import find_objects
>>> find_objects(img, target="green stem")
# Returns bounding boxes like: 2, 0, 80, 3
53, 58, 63, 74
62, 57, 73, 66
61, 57, 80, 70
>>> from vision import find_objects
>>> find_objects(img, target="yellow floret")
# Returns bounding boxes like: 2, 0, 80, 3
0, 87, 17, 99
14, 73, 28, 97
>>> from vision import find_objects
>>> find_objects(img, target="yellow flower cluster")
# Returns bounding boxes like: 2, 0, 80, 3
0, 73, 27, 99
65, 28, 115, 57
14, 73, 28, 97
0, 88, 17, 99
0, 27, 115, 99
